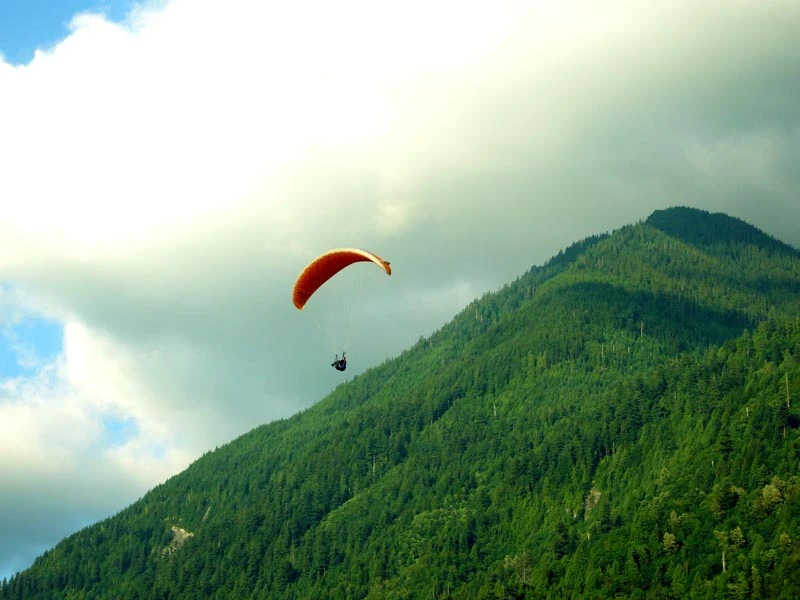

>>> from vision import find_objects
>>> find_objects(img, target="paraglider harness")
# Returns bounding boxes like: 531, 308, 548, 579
331, 353, 347, 371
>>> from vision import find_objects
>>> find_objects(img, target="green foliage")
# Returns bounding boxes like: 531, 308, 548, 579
3, 206, 800, 599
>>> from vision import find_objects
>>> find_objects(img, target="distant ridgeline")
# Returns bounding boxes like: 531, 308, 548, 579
3, 206, 799, 599
646, 206, 800, 257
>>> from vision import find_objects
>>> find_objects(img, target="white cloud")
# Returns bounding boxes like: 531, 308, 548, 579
0, 317, 191, 481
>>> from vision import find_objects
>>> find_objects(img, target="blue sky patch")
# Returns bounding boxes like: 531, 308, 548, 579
0, 0, 131, 65
102, 415, 139, 446
0, 283, 64, 378
0, 317, 63, 377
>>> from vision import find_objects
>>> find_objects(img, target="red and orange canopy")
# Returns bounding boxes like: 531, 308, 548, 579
292, 248, 391, 310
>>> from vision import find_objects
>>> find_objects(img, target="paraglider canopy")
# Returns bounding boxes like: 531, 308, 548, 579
292, 248, 391, 310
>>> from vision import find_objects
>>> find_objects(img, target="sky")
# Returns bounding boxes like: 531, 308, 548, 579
1, 0, 799, 582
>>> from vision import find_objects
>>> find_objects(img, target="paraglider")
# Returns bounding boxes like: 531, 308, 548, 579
331, 352, 347, 371
293, 248, 391, 371
292, 248, 391, 310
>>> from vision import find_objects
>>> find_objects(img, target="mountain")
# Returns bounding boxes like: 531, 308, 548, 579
2, 206, 800, 599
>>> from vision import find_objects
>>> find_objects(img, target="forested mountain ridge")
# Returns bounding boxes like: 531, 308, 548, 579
646, 207, 800, 258
2, 206, 799, 599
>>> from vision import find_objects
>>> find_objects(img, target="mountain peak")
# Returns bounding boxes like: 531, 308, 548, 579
645, 206, 798, 256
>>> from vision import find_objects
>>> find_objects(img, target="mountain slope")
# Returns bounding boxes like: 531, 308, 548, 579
2, 206, 800, 599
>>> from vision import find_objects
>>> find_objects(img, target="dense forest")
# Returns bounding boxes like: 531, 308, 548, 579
2, 206, 799, 599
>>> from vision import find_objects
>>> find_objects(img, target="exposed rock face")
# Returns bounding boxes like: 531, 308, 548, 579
161, 526, 194, 556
